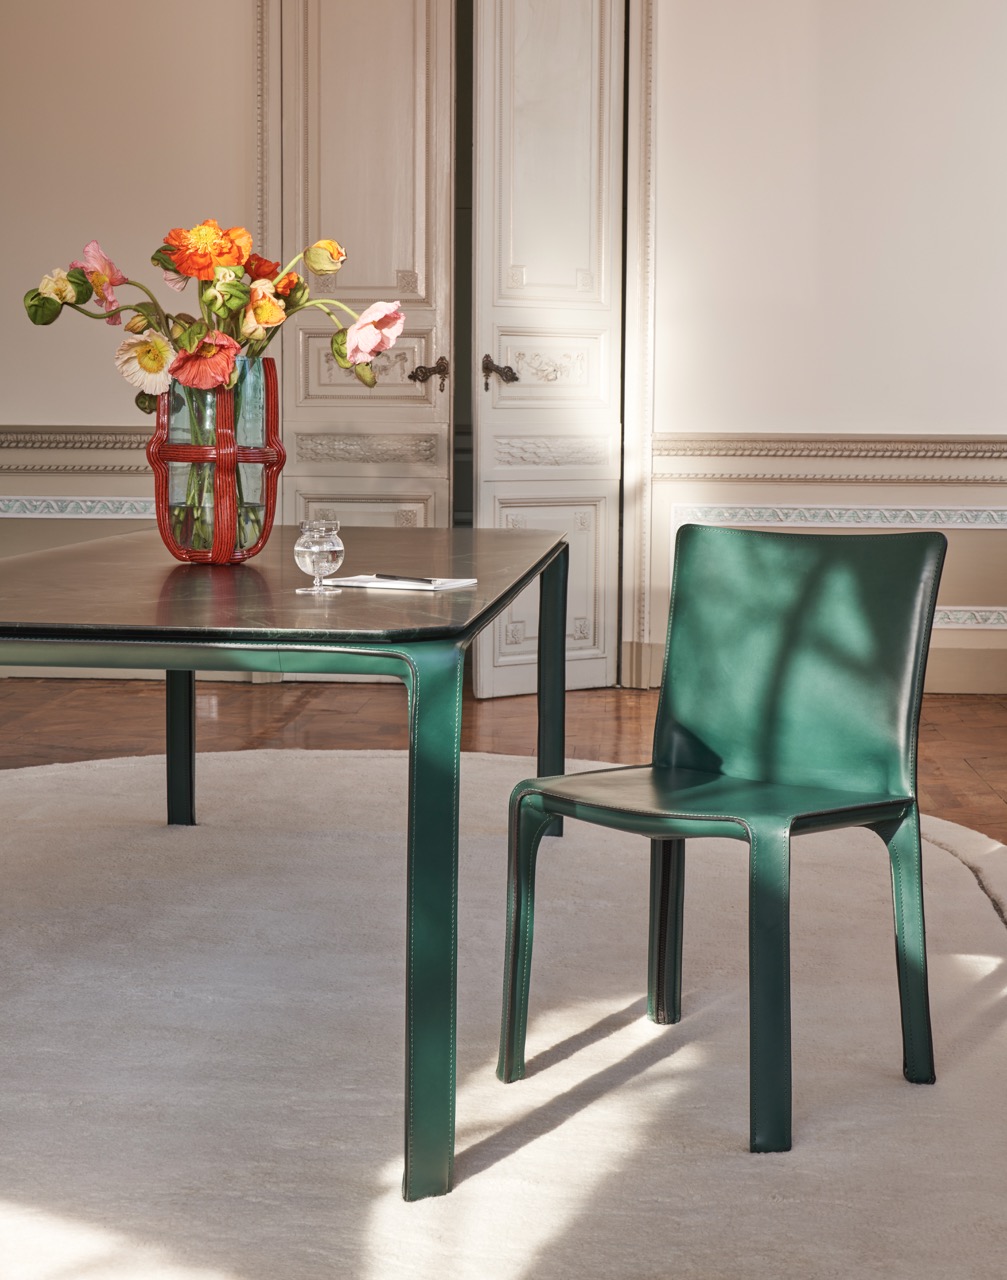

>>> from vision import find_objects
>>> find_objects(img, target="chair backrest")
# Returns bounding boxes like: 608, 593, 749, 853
652, 525, 947, 796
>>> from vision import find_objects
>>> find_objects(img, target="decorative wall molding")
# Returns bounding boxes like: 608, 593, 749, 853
513, 349, 588, 385
0, 463, 150, 476
493, 436, 609, 467
295, 433, 438, 466
654, 435, 1007, 460
937, 609, 1007, 629
655, 471, 1007, 486
653, 435, 1007, 485
671, 503, 1007, 529
0, 431, 147, 451
0, 497, 155, 519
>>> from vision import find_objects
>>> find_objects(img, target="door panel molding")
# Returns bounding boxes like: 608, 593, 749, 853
474, 0, 625, 696
279, 0, 454, 527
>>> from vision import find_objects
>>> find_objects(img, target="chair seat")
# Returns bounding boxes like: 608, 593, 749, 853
520, 763, 911, 838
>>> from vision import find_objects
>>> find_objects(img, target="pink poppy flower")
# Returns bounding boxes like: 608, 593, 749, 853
168, 331, 242, 390
69, 241, 127, 325
345, 300, 404, 364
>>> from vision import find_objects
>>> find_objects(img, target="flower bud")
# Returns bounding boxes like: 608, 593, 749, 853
285, 278, 310, 308
304, 239, 346, 274
23, 289, 62, 326
124, 313, 151, 334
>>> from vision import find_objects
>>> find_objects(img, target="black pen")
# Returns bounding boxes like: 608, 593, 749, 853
374, 573, 438, 584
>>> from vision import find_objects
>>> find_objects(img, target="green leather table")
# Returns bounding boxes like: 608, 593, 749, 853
0, 524, 568, 1200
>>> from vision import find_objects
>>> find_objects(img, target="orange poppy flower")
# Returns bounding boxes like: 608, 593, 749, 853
274, 272, 300, 297
163, 219, 253, 281
245, 253, 280, 281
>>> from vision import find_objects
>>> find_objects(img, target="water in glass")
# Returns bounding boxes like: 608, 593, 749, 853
294, 520, 345, 593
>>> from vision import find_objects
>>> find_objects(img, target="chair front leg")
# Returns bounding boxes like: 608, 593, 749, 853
748, 822, 792, 1153
648, 837, 685, 1024
871, 805, 936, 1086
497, 789, 555, 1083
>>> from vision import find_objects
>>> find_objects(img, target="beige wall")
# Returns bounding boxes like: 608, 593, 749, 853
2, 0, 261, 431
5, 0, 1007, 692
0, 0, 263, 528
632, 0, 1007, 691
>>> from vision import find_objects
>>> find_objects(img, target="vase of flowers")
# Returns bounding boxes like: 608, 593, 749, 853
24, 219, 405, 564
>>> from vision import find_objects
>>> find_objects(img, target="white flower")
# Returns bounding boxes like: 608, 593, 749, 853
114, 331, 174, 395
38, 268, 76, 304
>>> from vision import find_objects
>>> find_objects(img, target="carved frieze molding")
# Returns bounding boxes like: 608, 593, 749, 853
295, 433, 438, 466
0, 431, 147, 451
655, 470, 1007, 486
654, 435, 1007, 460
0, 429, 150, 476
0, 496, 155, 518
494, 436, 609, 467
671, 502, 1007, 528
0, 463, 151, 476
937, 608, 1007, 629
653, 434, 1007, 484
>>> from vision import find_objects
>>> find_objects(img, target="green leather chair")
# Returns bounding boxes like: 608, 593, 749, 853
498, 524, 947, 1152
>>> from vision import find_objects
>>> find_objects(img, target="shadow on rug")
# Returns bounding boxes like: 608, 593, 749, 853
1, 750, 1005, 1280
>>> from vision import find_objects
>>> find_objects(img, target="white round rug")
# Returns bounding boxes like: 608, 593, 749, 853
0, 750, 1005, 1279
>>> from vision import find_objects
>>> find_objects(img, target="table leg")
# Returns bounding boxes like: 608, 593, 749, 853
537, 543, 568, 832
165, 669, 195, 825
400, 639, 466, 1200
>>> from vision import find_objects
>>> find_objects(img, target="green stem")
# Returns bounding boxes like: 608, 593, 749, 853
122, 278, 171, 333
278, 252, 305, 279
290, 298, 360, 323
67, 301, 146, 323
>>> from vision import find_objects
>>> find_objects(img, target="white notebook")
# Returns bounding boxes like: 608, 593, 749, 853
322, 574, 477, 592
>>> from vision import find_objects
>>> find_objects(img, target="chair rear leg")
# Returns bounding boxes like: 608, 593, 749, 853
871, 806, 936, 1085
497, 790, 555, 1083
748, 823, 793, 1153
648, 837, 685, 1024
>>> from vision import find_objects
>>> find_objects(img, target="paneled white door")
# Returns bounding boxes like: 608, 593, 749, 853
279, 0, 455, 532
472, 0, 625, 695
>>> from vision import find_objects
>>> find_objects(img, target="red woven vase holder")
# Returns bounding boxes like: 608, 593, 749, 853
146, 358, 285, 564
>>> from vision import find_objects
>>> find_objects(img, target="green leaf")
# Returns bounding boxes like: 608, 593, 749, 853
353, 361, 377, 388
176, 319, 209, 353
330, 328, 351, 369
66, 268, 93, 305
23, 289, 62, 325
150, 245, 178, 272
204, 279, 250, 318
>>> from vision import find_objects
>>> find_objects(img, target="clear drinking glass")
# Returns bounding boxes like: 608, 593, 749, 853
293, 519, 345, 593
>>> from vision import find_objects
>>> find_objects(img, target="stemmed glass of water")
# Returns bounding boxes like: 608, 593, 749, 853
293, 519, 345, 593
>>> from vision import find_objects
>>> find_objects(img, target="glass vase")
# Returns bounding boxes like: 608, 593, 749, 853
146, 355, 286, 564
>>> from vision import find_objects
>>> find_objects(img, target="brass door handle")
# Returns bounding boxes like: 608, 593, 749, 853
482, 354, 519, 391
407, 356, 450, 392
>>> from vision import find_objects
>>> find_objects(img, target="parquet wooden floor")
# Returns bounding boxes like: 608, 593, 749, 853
1, 677, 1005, 844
